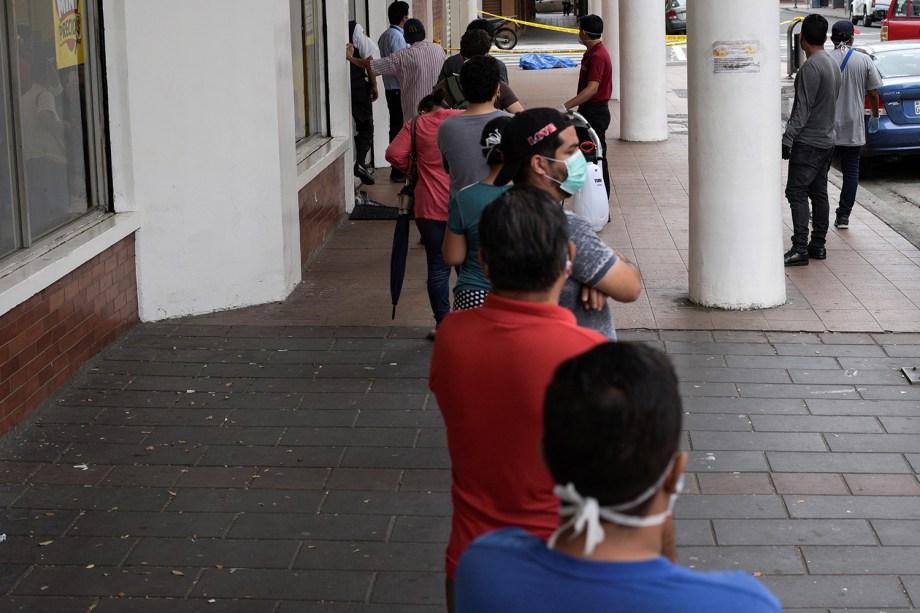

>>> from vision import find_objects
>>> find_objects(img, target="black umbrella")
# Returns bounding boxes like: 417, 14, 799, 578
390, 185, 413, 319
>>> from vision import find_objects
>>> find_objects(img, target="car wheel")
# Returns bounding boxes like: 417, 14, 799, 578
494, 28, 517, 50
864, 11, 873, 27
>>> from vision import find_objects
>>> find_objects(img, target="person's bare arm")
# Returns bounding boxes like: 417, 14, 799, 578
564, 80, 599, 111
345, 43, 373, 72
867, 88, 880, 117
592, 252, 641, 303
505, 100, 524, 114
442, 229, 467, 266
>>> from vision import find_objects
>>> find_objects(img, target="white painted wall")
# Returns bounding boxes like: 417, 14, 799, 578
619, 0, 667, 141
687, 0, 785, 309
107, 0, 305, 320
369, 0, 393, 169
601, 0, 619, 101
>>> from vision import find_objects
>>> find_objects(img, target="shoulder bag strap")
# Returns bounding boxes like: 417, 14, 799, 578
839, 48, 854, 72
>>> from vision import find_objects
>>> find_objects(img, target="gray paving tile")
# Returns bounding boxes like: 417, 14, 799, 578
0, 536, 134, 566
369, 379, 431, 394
399, 469, 451, 492
54, 389, 181, 408
193, 568, 372, 601
902, 576, 920, 607
294, 541, 442, 571
690, 432, 825, 452
682, 397, 808, 415
23, 424, 150, 444
665, 354, 726, 368
675, 367, 791, 384
738, 384, 859, 399
93, 598, 275, 612
680, 545, 805, 574
197, 445, 344, 467
415, 429, 446, 448
819, 333, 878, 345
858, 385, 920, 400
316, 363, 430, 379
806, 399, 920, 416
69, 511, 235, 538
688, 451, 768, 473
280, 604, 442, 613
0, 441, 68, 463
907, 454, 920, 472
674, 495, 786, 519
14, 485, 171, 512
280, 427, 417, 447
751, 415, 882, 433
370, 571, 443, 605
786, 495, 920, 519
249, 378, 372, 394
872, 519, 920, 545
326, 468, 402, 491
880, 416, 920, 434
682, 414, 752, 431
228, 513, 391, 541
725, 355, 841, 369
665, 342, 776, 355
321, 491, 451, 516
13, 566, 196, 597
788, 368, 909, 385
145, 426, 283, 446
712, 519, 877, 545
126, 537, 298, 568
802, 545, 920, 574
763, 575, 909, 609
0, 597, 96, 613
354, 410, 441, 429
340, 447, 450, 469
168, 489, 324, 514
390, 516, 450, 544
839, 356, 920, 370
775, 344, 887, 357
881, 343, 920, 358
767, 452, 912, 473
59, 442, 207, 466
93, 407, 233, 427
678, 382, 739, 397
826, 433, 920, 453
673, 519, 715, 546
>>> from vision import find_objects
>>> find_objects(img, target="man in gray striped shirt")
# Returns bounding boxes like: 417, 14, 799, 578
347, 18, 445, 123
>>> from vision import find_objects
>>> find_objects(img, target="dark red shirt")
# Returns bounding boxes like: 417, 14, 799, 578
578, 42, 612, 104
429, 294, 606, 578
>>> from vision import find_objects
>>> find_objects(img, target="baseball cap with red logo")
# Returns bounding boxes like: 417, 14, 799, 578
494, 108, 572, 186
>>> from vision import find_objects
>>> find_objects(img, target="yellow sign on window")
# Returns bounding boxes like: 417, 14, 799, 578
53, 0, 85, 69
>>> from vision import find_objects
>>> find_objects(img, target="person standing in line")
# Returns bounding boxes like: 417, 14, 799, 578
386, 91, 463, 339
563, 14, 613, 199
438, 19, 510, 85
454, 343, 782, 613
828, 20, 881, 230
430, 185, 608, 612
349, 21, 379, 186
433, 30, 523, 114
782, 14, 841, 267
348, 19, 444, 130
437, 55, 512, 196
377, 1, 410, 181
495, 108, 641, 341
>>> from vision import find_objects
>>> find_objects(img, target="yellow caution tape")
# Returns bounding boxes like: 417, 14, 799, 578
666, 35, 687, 42
780, 17, 805, 25
477, 10, 581, 34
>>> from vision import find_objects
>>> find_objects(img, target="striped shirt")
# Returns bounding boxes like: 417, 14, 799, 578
371, 41, 445, 120
377, 25, 409, 90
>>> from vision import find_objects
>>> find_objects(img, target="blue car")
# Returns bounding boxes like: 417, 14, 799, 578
857, 41, 920, 160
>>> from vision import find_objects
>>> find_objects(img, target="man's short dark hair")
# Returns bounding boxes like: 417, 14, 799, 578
459, 55, 501, 104
466, 18, 493, 35
460, 29, 492, 59
801, 14, 828, 46
579, 14, 603, 40
387, 1, 409, 26
543, 343, 683, 515
479, 185, 569, 293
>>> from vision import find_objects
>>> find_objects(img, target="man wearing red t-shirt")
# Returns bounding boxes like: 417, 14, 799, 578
430, 185, 606, 609
564, 14, 613, 198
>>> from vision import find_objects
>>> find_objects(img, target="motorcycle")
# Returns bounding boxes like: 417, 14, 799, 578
483, 16, 522, 50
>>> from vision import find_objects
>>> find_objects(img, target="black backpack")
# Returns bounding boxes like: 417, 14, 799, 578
442, 74, 469, 110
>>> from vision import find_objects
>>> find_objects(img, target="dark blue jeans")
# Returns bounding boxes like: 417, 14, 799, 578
415, 218, 451, 326
785, 143, 834, 251
835, 145, 861, 219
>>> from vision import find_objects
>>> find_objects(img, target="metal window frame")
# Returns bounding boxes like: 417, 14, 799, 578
295, 0, 331, 163
0, 0, 110, 263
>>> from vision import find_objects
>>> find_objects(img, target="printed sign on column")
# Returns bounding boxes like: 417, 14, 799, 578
53, 0, 85, 69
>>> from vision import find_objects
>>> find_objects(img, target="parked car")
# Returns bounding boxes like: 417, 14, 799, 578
665, 0, 686, 35
853, 41, 920, 166
881, 0, 920, 40
851, 0, 891, 26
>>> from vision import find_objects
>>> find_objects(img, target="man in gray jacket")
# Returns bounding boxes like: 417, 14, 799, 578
782, 14, 841, 267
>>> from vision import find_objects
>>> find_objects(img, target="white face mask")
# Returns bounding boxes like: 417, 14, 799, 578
548, 454, 684, 555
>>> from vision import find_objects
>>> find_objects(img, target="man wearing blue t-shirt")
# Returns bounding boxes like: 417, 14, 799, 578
455, 343, 782, 613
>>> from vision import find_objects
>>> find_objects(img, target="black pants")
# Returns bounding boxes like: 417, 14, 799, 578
785, 142, 834, 251
385, 88, 404, 143
578, 101, 611, 198
835, 145, 861, 219
351, 83, 374, 167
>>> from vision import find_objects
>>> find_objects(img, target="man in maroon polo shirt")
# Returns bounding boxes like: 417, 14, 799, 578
429, 185, 606, 609
563, 14, 612, 198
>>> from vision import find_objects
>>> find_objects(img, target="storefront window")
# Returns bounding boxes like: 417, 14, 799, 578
1, 0, 107, 260
291, 0, 325, 145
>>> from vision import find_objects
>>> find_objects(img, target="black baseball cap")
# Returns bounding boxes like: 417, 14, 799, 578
494, 108, 572, 186
831, 20, 854, 43
404, 18, 426, 44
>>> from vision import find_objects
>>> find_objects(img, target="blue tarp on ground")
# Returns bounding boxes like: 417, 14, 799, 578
519, 53, 577, 70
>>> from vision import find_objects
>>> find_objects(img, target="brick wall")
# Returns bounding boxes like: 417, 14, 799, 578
0, 235, 139, 434
299, 155, 346, 271
432, 0, 444, 43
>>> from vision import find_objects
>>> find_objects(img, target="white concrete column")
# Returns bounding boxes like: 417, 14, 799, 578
687, 0, 785, 309
450, 0, 478, 50
369, 0, 391, 168
618, 0, 667, 141
587, 0, 602, 17
601, 0, 619, 101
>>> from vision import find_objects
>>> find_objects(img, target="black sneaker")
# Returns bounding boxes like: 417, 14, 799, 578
834, 216, 849, 229
783, 248, 809, 267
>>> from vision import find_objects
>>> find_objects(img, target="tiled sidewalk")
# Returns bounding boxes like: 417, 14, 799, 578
0, 325, 918, 610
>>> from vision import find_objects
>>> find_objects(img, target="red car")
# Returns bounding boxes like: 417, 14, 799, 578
882, 0, 920, 40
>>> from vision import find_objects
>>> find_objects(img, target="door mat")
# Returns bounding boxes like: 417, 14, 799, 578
350, 191, 399, 220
